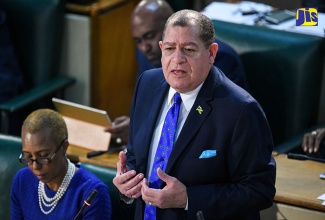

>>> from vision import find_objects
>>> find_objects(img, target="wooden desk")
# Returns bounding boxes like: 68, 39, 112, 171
274, 153, 325, 212
67, 146, 325, 212
67, 145, 120, 168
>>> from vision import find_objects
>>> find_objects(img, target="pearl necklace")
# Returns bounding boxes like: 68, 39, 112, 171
38, 159, 76, 215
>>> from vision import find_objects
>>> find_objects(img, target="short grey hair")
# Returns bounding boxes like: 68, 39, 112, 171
162, 9, 215, 48
22, 109, 68, 144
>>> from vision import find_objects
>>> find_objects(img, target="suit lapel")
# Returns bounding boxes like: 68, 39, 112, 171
166, 69, 218, 174
137, 76, 169, 173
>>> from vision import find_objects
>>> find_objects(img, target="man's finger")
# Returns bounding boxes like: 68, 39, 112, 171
142, 178, 149, 188
117, 151, 127, 174
156, 168, 171, 183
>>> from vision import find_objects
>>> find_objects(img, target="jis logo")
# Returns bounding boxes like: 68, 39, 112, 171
296, 8, 318, 26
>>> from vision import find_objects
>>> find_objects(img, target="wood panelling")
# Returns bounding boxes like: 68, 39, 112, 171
66, 0, 138, 119
91, 1, 138, 119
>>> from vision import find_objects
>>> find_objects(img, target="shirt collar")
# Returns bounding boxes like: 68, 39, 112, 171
167, 83, 204, 112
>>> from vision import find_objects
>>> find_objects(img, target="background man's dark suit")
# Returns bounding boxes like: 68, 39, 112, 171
127, 66, 276, 220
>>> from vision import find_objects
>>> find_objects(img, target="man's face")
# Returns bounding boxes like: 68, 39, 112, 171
159, 24, 218, 93
131, 15, 163, 66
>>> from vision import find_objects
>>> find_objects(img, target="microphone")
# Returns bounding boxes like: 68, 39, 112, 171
87, 150, 107, 158
196, 211, 205, 220
73, 189, 98, 220
287, 153, 325, 163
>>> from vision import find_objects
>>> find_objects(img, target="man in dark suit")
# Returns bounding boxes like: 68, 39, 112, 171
106, 0, 248, 145
113, 9, 276, 220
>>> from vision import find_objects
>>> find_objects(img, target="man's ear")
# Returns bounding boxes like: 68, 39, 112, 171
209, 43, 218, 63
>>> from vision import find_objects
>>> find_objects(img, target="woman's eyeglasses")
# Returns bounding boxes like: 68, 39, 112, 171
19, 139, 66, 165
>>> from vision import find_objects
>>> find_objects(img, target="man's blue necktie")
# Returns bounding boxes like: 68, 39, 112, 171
144, 92, 182, 220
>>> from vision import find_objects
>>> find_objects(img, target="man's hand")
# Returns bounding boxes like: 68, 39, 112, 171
302, 128, 325, 154
105, 116, 130, 145
141, 168, 187, 209
113, 151, 144, 198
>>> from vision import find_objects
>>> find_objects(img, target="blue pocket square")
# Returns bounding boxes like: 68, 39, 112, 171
199, 150, 217, 158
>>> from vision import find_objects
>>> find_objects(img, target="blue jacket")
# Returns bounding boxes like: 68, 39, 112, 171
11, 165, 112, 219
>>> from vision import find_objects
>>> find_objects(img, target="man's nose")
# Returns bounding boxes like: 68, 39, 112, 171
172, 49, 186, 64
138, 40, 151, 53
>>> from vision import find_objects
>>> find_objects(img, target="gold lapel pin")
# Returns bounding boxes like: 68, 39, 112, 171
196, 105, 203, 114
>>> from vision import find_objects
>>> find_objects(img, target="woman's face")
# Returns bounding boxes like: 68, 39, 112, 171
21, 130, 67, 188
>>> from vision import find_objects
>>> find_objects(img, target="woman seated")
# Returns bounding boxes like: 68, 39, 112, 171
11, 109, 112, 219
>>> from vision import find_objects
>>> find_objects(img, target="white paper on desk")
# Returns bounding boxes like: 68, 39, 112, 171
201, 1, 271, 25
317, 193, 325, 201
317, 193, 325, 206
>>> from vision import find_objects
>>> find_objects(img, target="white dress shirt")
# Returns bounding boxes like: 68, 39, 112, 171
147, 84, 203, 177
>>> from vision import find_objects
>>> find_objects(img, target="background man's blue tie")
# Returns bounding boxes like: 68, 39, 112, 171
144, 92, 182, 220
